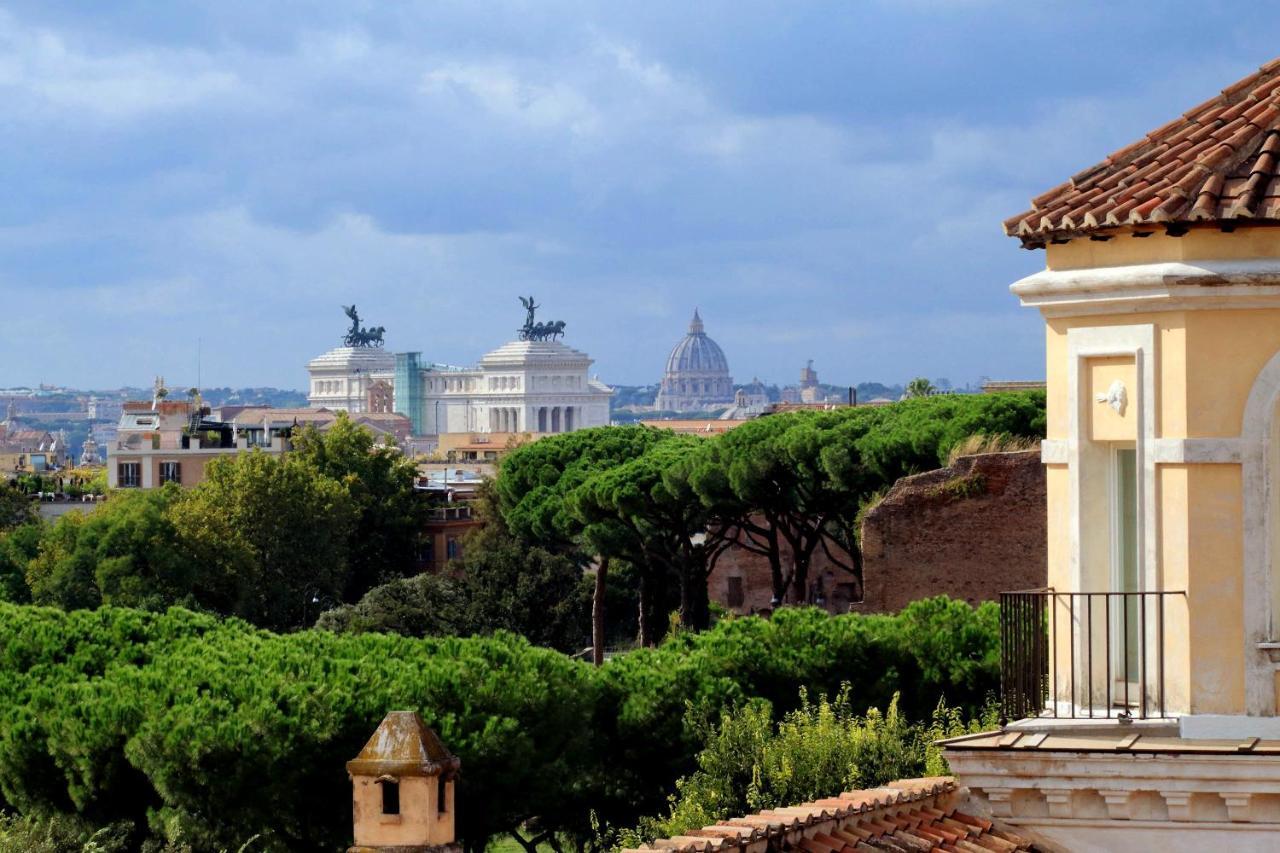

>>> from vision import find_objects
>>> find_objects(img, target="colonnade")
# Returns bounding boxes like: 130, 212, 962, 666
486, 405, 581, 433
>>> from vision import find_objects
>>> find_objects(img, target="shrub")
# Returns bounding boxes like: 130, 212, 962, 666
0, 597, 999, 852
616, 687, 985, 847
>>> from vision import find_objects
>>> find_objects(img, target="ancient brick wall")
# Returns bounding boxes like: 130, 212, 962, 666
706, 450, 1046, 617
708, 523, 859, 616
856, 449, 1046, 612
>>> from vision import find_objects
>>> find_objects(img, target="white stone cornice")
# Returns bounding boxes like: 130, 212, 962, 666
1042, 437, 1244, 465
1012, 258, 1280, 315
1152, 437, 1245, 464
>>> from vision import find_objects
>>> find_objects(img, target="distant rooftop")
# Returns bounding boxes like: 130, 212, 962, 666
981, 380, 1046, 394
637, 418, 740, 435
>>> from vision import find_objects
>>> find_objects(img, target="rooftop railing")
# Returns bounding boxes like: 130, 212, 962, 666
426, 505, 474, 522
1001, 588, 1186, 724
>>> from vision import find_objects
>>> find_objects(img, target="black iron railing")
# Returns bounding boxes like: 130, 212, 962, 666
1000, 588, 1185, 723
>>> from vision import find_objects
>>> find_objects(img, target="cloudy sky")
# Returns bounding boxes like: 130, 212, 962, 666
0, 2, 1274, 391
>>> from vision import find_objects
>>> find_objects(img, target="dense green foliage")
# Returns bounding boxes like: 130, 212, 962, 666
615, 688, 997, 846
289, 418, 424, 600
903, 378, 936, 398
318, 519, 591, 652
494, 392, 1044, 638
0, 520, 42, 605
25, 486, 199, 611
0, 597, 996, 853
2, 394, 1042, 648
0, 394, 1038, 850
0, 484, 36, 530
168, 452, 356, 629
572, 436, 727, 633
316, 571, 463, 637
1, 415, 429, 631
497, 426, 672, 552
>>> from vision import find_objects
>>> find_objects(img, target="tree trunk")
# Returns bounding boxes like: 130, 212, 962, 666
849, 537, 864, 600
637, 569, 651, 647
592, 558, 608, 666
765, 535, 786, 606
679, 565, 711, 631
790, 538, 822, 604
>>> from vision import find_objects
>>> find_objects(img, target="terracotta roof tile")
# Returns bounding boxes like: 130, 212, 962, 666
622, 778, 1039, 853
1006, 58, 1280, 247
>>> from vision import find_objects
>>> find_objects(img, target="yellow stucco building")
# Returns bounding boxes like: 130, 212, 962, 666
944, 58, 1280, 850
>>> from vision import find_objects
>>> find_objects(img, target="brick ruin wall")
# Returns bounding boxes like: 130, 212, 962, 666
708, 527, 859, 617
707, 450, 1047, 616
855, 449, 1047, 612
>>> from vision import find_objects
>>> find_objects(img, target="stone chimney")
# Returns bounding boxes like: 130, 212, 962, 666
347, 711, 461, 853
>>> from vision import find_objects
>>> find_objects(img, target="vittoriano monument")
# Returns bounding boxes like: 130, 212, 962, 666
517, 295, 566, 341
341, 304, 385, 348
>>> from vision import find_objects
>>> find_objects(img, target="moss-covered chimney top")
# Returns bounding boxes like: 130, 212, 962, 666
346, 711, 460, 779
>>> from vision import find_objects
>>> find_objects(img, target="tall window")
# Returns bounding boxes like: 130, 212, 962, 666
1112, 446, 1139, 684
381, 779, 400, 815
117, 462, 141, 488
437, 776, 448, 814
446, 537, 461, 560
159, 461, 181, 485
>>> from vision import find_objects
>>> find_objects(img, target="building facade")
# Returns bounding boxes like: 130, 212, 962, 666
0, 404, 69, 473
105, 401, 408, 489
306, 346, 396, 413
654, 309, 734, 412
308, 308, 613, 437
397, 339, 613, 436
106, 400, 291, 489
943, 57, 1280, 851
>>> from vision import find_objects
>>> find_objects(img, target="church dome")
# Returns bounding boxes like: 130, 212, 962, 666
655, 309, 735, 412
664, 310, 731, 376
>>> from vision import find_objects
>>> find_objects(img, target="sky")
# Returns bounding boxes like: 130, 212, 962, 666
0, 2, 1276, 391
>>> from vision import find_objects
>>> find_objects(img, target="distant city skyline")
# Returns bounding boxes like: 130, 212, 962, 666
2, 3, 1275, 388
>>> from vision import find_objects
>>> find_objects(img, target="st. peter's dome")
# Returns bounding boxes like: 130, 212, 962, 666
654, 309, 735, 412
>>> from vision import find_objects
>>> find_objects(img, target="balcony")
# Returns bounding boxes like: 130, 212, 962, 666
1001, 588, 1186, 724
426, 505, 473, 522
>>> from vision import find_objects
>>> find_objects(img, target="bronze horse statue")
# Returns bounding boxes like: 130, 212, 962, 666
517, 297, 566, 341
341, 305, 386, 348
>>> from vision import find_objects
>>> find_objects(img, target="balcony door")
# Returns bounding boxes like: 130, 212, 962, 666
1111, 444, 1140, 700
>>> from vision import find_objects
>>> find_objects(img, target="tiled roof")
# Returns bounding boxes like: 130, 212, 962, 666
623, 777, 1037, 853
345, 711, 461, 778
1006, 57, 1280, 247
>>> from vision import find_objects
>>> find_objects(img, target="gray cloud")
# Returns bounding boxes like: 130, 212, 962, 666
0, 2, 1270, 389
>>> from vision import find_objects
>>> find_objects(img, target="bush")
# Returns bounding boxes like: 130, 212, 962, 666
318, 521, 592, 653
619, 689, 920, 845
0, 597, 998, 852
587, 598, 998, 828
615, 687, 1000, 846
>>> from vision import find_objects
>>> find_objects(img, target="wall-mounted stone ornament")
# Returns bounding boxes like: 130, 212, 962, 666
1096, 379, 1128, 414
